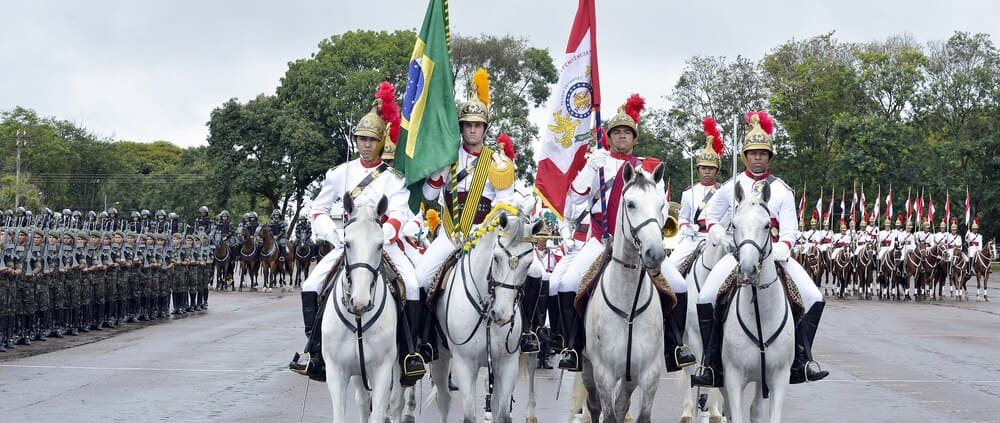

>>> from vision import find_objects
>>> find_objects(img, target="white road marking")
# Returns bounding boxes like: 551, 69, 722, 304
0, 364, 257, 373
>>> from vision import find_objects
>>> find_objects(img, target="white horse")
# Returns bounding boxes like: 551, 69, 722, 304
321, 194, 402, 423
722, 183, 794, 423
580, 162, 667, 423
680, 233, 729, 423
429, 203, 544, 423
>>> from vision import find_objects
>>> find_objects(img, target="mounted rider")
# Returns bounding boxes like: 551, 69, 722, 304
967, 218, 983, 260
670, 117, 724, 272
556, 94, 695, 373
267, 209, 288, 259
289, 82, 427, 386
414, 68, 529, 354
194, 206, 213, 236
214, 211, 234, 247
244, 212, 260, 238
293, 216, 313, 255
691, 111, 828, 388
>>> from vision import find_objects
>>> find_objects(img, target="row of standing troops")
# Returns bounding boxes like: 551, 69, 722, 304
0, 224, 214, 352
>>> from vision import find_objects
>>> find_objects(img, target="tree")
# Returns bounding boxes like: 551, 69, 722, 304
451, 34, 558, 183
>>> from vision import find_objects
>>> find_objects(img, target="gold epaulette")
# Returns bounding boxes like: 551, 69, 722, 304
487, 154, 515, 190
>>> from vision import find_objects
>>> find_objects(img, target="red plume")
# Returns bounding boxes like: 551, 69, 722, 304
745, 111, 774, 136
497, 133, 516, 159
375, 81, 401, 143
702, 117, 724, 157
624, 93, 645, 124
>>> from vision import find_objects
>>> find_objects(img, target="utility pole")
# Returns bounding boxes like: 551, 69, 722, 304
15, 130, 28, 208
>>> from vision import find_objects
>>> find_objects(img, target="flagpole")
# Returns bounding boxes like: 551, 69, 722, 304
730, 114, 738, 218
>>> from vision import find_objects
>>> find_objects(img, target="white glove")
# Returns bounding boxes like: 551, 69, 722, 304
312, 214, 336, 242
681, 224, 698, 239
587, 148, 610, 171
382, 222, 398, 244
772, 242, 791, 262
708, 224, 727, 246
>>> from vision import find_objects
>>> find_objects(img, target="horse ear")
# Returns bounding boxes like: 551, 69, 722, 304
343, 194, 355, 215
652, 163, 665, 186
376, 195, 388, 217
760, 182, 771, 203
622, 162, 635, 184
734, 182, 744, 203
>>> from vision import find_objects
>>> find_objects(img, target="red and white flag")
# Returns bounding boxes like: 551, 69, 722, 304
840, 192, 846, 220
533, 0, 600, 219
915, 193, 923, 225
798, 188, 806, 224
826, 191, 835, 228
945, 191, 951, 225
885, 189, 893, 220
815, 189, 823, 225
929, 195, 935, 224
859, 188, 867, 222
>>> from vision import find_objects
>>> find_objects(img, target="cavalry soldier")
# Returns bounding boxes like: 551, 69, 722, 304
244, 212, 261, 238
967, 218, 983, 261
944, 219, 963, 272
877, 217, 895, 262
290, 82, 427, 385
153, 210, 168, 233
935, 217, 948, 246
854, 217, 871, 257
415, 70, 528, 355
557, 95, 694, 373
293, 216, 313, 259
167, 212, 182, 235
267, 209, 289, 259
194, 206, 213, 236
805, 212, 823, 248
830, 219, 851, 262
897, 217, 915, 265
917, 219, 935, 249
670, 117, 723, 271
692, 111, 828, 388
214, 211, 234, 247
127, 211, 142, 233
40, 208, 56, 229
140, 209, 152, 232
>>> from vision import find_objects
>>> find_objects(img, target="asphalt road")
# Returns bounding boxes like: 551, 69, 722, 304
1, 275, 998, 423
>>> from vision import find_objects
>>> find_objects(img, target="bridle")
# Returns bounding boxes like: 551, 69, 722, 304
612, 179, 662, 269
340, 214, 383, 315
734, 201, 776, 289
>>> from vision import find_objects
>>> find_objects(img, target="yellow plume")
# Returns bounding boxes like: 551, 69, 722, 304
473, 67, 490, 108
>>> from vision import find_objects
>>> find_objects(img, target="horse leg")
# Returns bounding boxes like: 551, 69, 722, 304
451, 354, 480, 423
723, 371, 746, 423
491, 356, 518, 423
368, 364, 394, 423
581, 358, 601, 423
525, 354, 538, 423
636, 368, 659, 423
430, 356, 451, 423
750, 382, 766, 423
325, 368, 348, 423
401, 386, 416, 423
592, 364, 617, 423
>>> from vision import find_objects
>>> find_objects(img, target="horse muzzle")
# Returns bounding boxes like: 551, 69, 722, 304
490, 309, 512, 326
642, 245, 666, 269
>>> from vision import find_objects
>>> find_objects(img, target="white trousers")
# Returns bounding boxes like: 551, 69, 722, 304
549, 251, 577, 295
696, 255, 823, 310
877, 246, 892, 261
415, 234, 459, 291
554, 237, 687, 295
302, 242, 420, 301
668, 236, 702, 269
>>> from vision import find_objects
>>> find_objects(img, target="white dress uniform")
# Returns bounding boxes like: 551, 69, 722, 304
303, 159, 419, 300
944, 232, 963, 261
415, 145, 516, 289
966, 231, 983, 259
697, 170, 823, 310
854, 228, 870, 256
897, 230, 916, 260
669, 182, 720, 269
877, 228, 895, 260
830, 230, 851, 260
561, 152, 687, 294
915, 230, 935, 249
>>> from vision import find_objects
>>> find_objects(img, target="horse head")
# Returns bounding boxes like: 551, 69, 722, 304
341, 193, 388, 315
618, 162, 667, 269
732, 181, 773, 286
484, 203, 543, 326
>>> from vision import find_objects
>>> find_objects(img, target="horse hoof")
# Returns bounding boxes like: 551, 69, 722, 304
526, 416, 538, 423
708, 417, 724, 423
402, 415, 415, 423
679, 417, 693, 423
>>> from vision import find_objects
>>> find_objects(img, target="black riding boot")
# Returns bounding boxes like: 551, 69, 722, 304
533, 286, 552, 369
518, 276, 542, 353
545, 294, 564, 351
557, 292, 584, 372
399, 300, 428, 387
417, 289, 438, 361
289, 291, 325, 381
690, 303, 724, 387
790, 301, 829, 384
664, 292, 696, 372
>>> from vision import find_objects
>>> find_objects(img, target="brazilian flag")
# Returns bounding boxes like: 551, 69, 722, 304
397, 0, 459, 211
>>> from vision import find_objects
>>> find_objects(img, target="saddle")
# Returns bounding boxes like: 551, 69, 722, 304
574, 243, 677, 318
715, 264, 804, 325
426, 250, 461, 311
676, 242, 705, 278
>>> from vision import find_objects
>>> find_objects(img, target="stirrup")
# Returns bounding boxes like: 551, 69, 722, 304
402, 352, 427, 378
558, 348, 581, 371
417, 342, 436, 362
289, 352, 310, 374
790, 360, 829, 384
690, 365, 723, 388
669, 344, 697, 369
519, 331, 540, 353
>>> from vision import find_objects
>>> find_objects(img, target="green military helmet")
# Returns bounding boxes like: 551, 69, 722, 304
89, 229, 102, 238
75, 230, 88, 240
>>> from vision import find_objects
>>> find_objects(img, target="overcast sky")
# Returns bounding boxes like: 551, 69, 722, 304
3, 0, 999, 148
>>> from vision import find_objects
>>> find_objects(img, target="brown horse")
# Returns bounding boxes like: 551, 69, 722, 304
902, 247, 923, 301
293, 237, 312, 288
951, 248, 971, 301
238, 227, 260, 292
925, 243, 949, 300
802, 244, 826, 291
214, 238, 236, 291
258, 228, 278, 292
853, 243, 877, 300
972, 240, 996, 301
877, 248, 901, 300
831, 247, 852, 299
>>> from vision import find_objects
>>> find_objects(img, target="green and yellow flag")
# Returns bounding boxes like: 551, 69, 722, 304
397, 0, 459, 211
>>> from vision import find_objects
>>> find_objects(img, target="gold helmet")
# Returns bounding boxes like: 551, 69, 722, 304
381, 139, 396, 161
860, 218, 868, 229
950, 219, 959, 232
884, 218, 891, 229
354, 82, 401, 155
606, 93, 645, 138
921, 219, 930, 230
458, 68, 490, 125
940, 218, 948, 231
810, 211, 818, 227
972, 217, 980, 230
742, 111, 774, 157
697, 117, 723, 168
